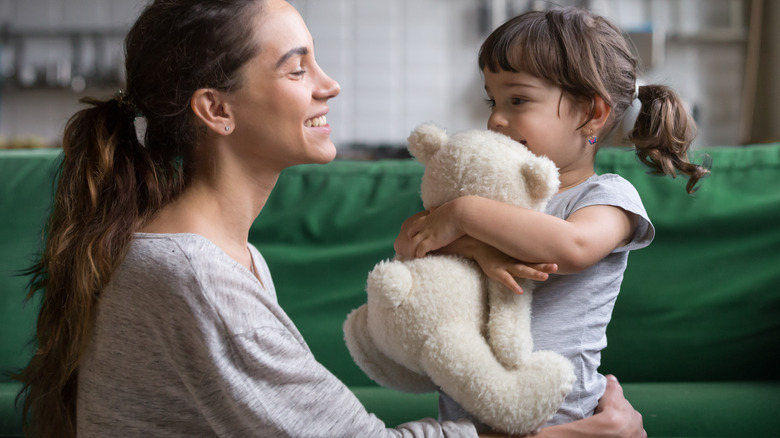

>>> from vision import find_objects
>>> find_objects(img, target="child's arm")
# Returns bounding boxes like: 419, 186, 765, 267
404, 195, 638, 275
395, 211, 558, 294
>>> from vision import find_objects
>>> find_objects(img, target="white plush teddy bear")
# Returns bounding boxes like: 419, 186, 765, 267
343, 123, 576, 435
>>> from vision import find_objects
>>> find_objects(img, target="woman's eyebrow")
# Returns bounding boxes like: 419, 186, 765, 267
275, 46, 309, 69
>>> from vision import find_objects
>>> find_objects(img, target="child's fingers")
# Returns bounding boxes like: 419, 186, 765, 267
414, 237, 435, 259
406, 213, 430, 239
508, 263, 553, 281
494, 271, 524, 294
527, 262, 559, 274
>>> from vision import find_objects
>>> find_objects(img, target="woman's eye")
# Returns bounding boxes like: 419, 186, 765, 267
291, 68, 306, 77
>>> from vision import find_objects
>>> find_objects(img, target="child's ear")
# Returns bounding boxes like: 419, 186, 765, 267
191, 88, 233, 135
583, 94, 612, 134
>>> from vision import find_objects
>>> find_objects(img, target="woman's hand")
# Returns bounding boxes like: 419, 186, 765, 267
479, 375, 645, 438
530, 375, 646, 438
590, 375, 647, 438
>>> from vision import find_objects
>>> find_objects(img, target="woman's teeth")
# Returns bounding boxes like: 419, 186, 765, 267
305, 115, 327, 127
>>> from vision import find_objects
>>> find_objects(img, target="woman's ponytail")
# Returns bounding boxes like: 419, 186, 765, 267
628, 85, 710, 194
16, 96, 181, 438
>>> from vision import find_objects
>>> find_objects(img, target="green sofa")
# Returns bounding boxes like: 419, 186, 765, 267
2, 144, 779, 437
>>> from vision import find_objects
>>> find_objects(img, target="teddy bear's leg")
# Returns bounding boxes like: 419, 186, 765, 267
344, 305, 438, 393
486, 279, 535, 369
421, 323, 574, 436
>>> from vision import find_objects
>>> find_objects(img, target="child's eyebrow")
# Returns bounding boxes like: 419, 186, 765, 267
505, 82, 542, 89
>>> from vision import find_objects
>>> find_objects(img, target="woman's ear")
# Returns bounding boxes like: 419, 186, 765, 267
190, 89, 233, 135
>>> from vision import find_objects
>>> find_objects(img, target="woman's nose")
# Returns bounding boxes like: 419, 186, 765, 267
315, 67, 340, 100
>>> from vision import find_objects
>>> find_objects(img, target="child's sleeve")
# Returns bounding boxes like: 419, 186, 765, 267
566, 174, 655, 253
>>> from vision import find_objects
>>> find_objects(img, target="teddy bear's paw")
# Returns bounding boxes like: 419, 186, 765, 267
528, 350, 577, 394
366, 260, 413, 309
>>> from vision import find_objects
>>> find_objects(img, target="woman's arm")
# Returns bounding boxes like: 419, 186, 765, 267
406, 196, 637, 274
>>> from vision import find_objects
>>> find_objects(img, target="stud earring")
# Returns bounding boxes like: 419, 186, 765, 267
225, 126, 231, 132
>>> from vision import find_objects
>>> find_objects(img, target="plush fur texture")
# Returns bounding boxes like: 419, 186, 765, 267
344, 123, 575, 435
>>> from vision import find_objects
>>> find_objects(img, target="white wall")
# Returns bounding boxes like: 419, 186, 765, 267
0, 0, 755, 148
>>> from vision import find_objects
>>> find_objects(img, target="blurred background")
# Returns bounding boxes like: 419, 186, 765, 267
0, 0, 776, 153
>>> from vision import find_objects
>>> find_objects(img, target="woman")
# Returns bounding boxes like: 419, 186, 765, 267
17, 0, 645, 436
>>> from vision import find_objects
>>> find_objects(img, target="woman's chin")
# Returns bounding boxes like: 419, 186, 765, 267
311, 142, 338, 164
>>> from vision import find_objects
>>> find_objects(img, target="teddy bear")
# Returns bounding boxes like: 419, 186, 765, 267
343, 123, 576, 435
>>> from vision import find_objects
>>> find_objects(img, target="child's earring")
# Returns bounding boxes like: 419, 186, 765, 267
587, 129, 597, 145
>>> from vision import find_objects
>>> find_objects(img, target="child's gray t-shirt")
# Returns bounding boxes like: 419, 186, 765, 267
77, 233, 476, 437
534, 173, 654, 425
439, 173, 654, 429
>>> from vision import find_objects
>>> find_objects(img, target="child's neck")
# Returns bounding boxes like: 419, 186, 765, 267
557, 168, 596, 193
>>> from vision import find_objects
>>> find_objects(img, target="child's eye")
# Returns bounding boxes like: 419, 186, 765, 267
484, 98, 496, 108
511, 97, 527, 105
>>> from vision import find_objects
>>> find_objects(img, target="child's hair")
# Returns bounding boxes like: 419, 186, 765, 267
15, 1, 264, 437
478, 7, 709, 194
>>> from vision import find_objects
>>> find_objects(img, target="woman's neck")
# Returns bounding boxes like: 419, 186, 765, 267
140, 159, 279, 270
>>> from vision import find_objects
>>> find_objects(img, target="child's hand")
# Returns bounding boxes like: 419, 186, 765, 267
471, 241, 557, 294
394, 211, 429, 260
406, 201, 465, 258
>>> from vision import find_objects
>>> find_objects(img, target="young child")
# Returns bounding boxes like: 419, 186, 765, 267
395, 7, 709, 431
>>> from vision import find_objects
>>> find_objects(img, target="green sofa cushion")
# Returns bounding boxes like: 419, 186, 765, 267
0, 383, 23, 437
620, 381, 780, 438
0, 150, 58, 380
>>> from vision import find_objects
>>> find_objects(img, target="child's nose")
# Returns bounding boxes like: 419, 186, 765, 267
487, 111, 507, 133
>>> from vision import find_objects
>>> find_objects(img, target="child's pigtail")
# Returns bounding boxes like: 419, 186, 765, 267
628, 85, 710, 194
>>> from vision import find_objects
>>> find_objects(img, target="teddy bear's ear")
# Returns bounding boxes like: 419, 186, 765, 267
520, 158, 561, 202
407, 123, 447, 164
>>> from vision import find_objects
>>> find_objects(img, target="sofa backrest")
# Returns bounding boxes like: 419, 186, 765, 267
594, 144, 780, 382
0, 150, 59, 382
1, 144, 779, 387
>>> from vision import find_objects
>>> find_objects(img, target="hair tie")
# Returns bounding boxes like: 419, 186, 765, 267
113, 89, 142, 118
112, 89, 148, 146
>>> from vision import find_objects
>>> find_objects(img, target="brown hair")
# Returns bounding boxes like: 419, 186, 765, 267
479, 7, 709, 194
15, 1, 264, 436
